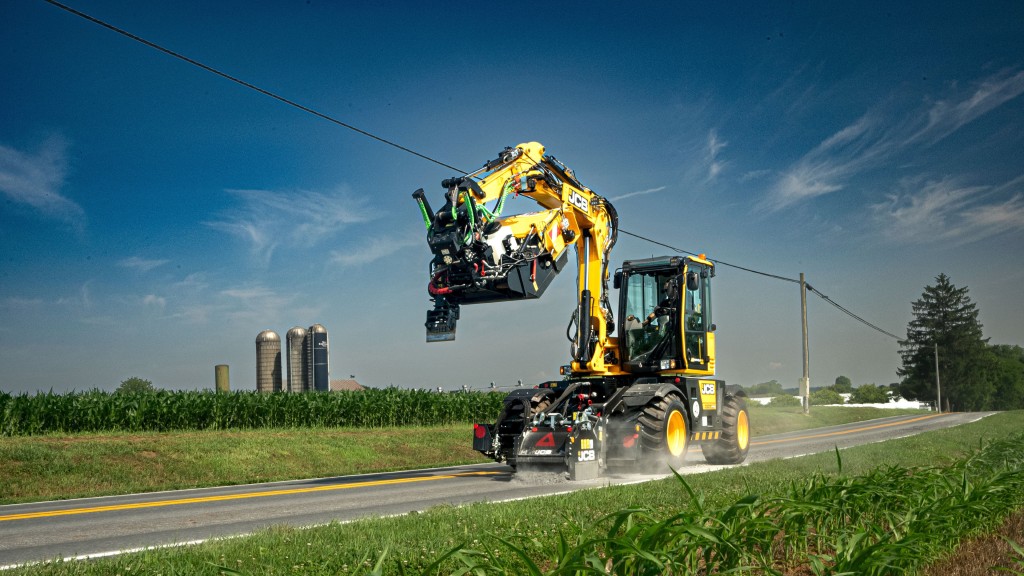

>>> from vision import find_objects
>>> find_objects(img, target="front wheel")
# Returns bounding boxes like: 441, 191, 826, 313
702, 395, 750, 464
638, 395, 689, 471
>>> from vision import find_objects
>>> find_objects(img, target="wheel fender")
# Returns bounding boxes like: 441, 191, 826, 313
619, 382, 691, 424
724, 384, 747, 398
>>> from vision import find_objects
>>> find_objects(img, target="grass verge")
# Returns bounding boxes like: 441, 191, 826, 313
5, 410, 1017, 576
0, 405, 922, 505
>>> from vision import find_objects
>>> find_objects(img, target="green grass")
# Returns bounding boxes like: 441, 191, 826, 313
746, 404, 925, 436
0, 404, 923, 505
6, 411, 1022, 575
0, 426, 486, 504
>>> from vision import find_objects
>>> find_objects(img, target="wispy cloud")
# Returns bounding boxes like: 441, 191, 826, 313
220, 284, 295, 323
174, 273, 208, 292
205, 186, 377, 264
764, 112, 897, 211
330, 235, 420, 267
142, 294, 166, 309
0, 135, 85, 230
948, 193, 1024, 244
705, 129, 727, 182
119, 256, 169, 272
0, 297, 44, 310
608, 186, 668, 202
907, 68, 1024, 146
172, 303, 218, 324
765, 68, 1024, 212
56, 281, 94, 311
871, 176, 1024, 244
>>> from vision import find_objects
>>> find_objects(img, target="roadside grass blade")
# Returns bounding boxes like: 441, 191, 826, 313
366, 545, 388, 576
487, 533, 545, 576
670, 467, 705, 514
204, 563, 248, 576
996, 537, 1024, 575
417, 544, 471, 576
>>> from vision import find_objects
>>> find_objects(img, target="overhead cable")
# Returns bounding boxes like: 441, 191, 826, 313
806, 286, 903, 340
617, 230, 901, 340
40, 0, 467, 174
618, 229, 800, 284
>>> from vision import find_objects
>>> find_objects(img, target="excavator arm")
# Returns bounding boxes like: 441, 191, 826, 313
413, 142, 620, 374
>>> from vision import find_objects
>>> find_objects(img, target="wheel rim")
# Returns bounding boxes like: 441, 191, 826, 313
666, 409, 687, 456
736, 409, 750, 451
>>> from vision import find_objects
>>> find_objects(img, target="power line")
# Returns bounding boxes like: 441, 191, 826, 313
807, 286, 903, 340
618, 229, 800, 283
43, 0, 902, 344
617, 229, 902, 341
39, 0, 467, 174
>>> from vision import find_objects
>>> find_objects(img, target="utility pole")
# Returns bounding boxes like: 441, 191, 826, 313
934, 342, 942, 413
800, 273, 810, 414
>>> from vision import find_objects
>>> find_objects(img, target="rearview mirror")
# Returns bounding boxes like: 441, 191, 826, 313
686, 271, 700, 291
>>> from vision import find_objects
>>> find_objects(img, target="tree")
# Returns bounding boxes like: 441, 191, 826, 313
748, 380, 784, 396
832, 376, 853, 393
810, 388, 844, 405
849, 384, 889, 404
117, 377, 155, 394
897, 274, 991, 411
769, 394, 802, 408
988, 344, 1024, 409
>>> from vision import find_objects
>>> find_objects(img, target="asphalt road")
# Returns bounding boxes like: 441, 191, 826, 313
0, 411, 992, 568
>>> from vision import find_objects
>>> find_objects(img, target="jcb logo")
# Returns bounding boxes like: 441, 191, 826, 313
702, 382, 716, 395
568, 191, 589, 213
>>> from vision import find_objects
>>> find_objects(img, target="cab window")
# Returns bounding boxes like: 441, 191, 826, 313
623, 270, 678, 364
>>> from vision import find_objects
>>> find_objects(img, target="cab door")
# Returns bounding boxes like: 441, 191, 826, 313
683, 263, 711, 370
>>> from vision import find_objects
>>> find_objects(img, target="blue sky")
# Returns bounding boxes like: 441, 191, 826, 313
2, 1, 1022, 395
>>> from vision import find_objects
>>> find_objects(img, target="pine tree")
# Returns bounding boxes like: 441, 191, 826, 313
897, 274, 991, 410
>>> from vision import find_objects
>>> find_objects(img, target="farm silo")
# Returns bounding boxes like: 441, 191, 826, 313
215, 364, 230, 393
306, 324, 329, 392
286, 326, 308, 393
256, 330, 282, 393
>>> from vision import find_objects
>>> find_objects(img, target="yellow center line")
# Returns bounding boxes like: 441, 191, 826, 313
0, 471, 502, 523
749, 413, 946, 446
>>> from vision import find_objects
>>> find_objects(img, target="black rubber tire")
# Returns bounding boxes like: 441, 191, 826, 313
637, 395, 689, 471
701, 395, 751, 465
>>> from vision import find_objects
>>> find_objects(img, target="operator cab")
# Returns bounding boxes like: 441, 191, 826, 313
614, 255, 715, 375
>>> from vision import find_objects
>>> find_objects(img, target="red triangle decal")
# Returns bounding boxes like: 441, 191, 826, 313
535, 432, 556, 447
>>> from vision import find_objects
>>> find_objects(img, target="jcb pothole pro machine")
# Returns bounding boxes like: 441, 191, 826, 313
413, 142, 749, 479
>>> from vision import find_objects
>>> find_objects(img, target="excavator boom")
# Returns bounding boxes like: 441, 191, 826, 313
413, 142, 618, 373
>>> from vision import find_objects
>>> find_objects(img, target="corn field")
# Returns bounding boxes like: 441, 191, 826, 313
0, 389, 505, 436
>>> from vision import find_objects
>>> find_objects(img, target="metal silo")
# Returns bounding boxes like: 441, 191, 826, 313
286, 326, 308, 393
256, 330, 283, 393
215, 364, 230, 393
307, 323, 329, 392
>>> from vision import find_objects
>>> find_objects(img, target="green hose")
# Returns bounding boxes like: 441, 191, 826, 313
416, 198, 432, 232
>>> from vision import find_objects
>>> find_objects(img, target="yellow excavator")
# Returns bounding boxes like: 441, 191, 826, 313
413, 142, 749, 479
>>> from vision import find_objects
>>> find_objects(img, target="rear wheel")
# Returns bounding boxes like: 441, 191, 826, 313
638, 395, 689, 471
702, 395, 750, 464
